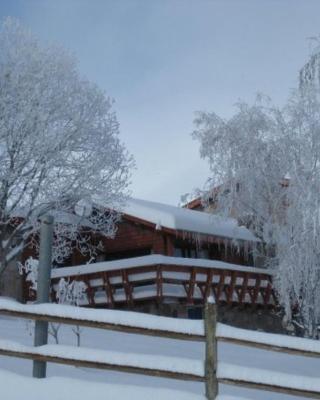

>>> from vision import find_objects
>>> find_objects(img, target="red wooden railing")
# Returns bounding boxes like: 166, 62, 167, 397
25, 255, 276, 308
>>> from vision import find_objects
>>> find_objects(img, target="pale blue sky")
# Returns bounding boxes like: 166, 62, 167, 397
1, 0, 320, 204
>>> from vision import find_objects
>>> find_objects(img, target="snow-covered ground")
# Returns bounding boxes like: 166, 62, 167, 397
0, 368, 205, 400
0, 314, 320, 400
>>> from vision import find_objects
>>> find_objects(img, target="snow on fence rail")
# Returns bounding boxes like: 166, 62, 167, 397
1, 297, 320, 399
1, 298, 320, 357
0, 298, 204, 341
0, 339, 204, 382
218, 362, 320, 399
217, 324, 320, 358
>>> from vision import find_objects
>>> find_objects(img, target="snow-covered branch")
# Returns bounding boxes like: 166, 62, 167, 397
0, 18, 133, 278
193, 49, 320, 337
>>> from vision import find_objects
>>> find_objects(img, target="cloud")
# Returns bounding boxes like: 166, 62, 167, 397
1, 0, 319, 204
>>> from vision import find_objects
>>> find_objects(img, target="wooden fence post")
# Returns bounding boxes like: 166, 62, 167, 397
33, 214, 54, 379
204, 295, 218, 400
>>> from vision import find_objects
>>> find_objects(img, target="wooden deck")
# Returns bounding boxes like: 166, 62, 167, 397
25, 256, 276, 308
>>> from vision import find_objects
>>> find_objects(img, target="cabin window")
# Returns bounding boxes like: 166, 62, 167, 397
199, 248, 209, 259
173, 247, 183, 257
209, 243, 223, 260
189, 248, 197, 258
173, 246, 199, 259
174, 241, 212, 260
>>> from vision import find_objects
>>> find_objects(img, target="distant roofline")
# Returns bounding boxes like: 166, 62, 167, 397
183, 197, 203, 210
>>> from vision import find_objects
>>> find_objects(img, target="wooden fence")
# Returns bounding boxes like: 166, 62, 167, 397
0, 298, 320, 399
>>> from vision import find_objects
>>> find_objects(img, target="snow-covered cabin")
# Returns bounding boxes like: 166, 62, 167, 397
18, 198, 282, 332
15, 198, 258, 297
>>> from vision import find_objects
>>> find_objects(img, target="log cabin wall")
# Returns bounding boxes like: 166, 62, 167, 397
20, 219, 176, 300
100, 220, 175, 260
94, 218, 250, 266
22, 216, 253, 271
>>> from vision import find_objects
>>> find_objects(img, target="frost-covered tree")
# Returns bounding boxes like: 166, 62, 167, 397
0, 18, 133, 279
55, 277, 87, 346
193, 51, 320, 337
299, 37, 320, 90
20, 257, 88, 345
192, 96, 289, 243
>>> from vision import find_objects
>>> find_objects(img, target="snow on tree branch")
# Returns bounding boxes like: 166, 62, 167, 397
0, 18, 134, 278
193, 52, 320, 337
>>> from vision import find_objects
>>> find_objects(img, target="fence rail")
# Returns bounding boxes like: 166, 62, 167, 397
0, 341, 204, 382
0, 309, 203, 341
217, 335, 320, 358
0, 297, 320, 399
218, 377, 320, 400
0, 299, 204, 341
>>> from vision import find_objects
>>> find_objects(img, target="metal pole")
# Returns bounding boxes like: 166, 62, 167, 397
33, 214, 54, 378
204, 295, 218, 399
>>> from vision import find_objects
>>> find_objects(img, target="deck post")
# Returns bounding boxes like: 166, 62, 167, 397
33, 214, 54, 378
204, 295, 218, 399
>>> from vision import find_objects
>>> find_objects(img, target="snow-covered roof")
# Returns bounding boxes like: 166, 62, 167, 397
13, 207, 95, 229
95, 197, 257, 242
13, 196, 257, 242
